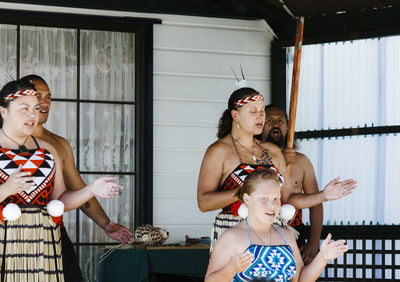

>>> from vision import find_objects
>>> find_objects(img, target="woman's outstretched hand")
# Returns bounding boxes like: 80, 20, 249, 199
320, 233, 348, 261
90, 177, 123, 199
323, 177, 357, 201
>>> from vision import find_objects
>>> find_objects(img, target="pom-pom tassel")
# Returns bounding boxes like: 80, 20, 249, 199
47, 200, 65, 226
238, 203, 248, 219
279, 204, 296, 222
1, 203, 22, 222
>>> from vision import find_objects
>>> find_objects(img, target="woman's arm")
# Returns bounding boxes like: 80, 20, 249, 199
197, 143, 239, 212
46, 142, 121, 211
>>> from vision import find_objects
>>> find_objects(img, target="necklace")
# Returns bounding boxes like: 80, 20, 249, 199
231, 135, 257, 162
251, 225, 272, 246
1, 129, 30, 153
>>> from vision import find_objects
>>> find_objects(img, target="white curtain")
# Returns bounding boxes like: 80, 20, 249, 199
286, 36, 400, 225
1, 25, 136, 281
79, 30, 135, 244
20, 26, 77, 99
18, 26, 80, 236
0, 25, 17, 87
80, 30, 135, 101
79, 30, 136, 280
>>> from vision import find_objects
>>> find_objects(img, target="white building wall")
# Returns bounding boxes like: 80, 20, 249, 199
152, 15, 274, 242
0, 2, 274, 243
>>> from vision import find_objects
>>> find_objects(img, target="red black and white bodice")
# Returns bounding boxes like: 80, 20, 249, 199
0, 148, 55, 207
220, 163, 280, 216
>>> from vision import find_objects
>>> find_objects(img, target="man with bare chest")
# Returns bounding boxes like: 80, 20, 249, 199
261, 104, 323, 265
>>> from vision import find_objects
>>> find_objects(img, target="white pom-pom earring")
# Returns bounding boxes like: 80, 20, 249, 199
237, 123, 240, 129
46, 200, 64, 217
279, 204, 296, 223
3, 203, 21, 221
238, 203, 248, 219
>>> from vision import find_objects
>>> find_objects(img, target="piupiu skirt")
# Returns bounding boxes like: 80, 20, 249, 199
0, 206, 64, 282
210, 212, 242, 252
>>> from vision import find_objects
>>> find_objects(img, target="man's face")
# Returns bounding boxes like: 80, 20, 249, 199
32, 80, 51, 124
261, 108, 288, 147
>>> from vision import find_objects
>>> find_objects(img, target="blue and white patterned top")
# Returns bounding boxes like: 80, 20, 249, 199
232, 220, 297, 281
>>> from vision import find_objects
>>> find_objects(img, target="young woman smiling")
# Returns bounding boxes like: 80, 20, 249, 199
205, 169, 348, 282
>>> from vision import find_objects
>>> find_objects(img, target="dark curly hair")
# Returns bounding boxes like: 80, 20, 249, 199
217, 87, 260, 139
0, 79, 36, 128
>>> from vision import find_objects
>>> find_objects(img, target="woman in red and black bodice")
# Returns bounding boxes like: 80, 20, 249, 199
0, 79, 122, 281
197, 87, 357, 251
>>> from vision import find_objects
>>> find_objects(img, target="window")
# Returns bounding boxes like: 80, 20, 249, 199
286, 36, 400, 226
0, 10, 156, 280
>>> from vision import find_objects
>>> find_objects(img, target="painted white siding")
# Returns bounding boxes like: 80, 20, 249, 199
0, 2, 274, 243
152, 15, 274, 242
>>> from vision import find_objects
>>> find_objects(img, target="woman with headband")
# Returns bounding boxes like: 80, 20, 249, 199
0, 80, 122, 281
205, 169, 348, 281
197, 87, 356, 251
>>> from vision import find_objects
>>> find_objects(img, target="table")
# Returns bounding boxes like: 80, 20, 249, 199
97, 245, 210, 282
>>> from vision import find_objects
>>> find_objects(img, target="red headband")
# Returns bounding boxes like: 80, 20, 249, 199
233, 94, 264, 109
3, 89, 38, 103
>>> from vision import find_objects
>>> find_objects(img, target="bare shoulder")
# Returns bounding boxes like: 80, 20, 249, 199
216, 221, 249, 249
43, 130, 71, 148
295, 151, 309, 161
259, 141, 281, 154
274, 224, 297, 245
34, 129, 74, 162
258, 141, 283, 159
204, 136, 232, 159
295, 151, 314, 168
34, 138, 58, 158
40, 130, 74, 156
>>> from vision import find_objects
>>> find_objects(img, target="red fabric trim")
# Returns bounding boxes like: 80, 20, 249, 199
0, 205, 5, 223
51, 215, 64, 227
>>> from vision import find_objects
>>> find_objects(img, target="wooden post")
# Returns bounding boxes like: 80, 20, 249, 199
287, 17, 304, 171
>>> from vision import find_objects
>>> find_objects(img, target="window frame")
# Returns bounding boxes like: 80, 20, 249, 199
0, 9, 159, 245
271, 37, 400, 139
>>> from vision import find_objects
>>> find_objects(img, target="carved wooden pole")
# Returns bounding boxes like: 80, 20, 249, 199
287, 16, 304, 172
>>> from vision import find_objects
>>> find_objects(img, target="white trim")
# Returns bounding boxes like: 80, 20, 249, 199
162, 21, 266, 32
154, 71, 270, 81
154, 122, 217, 128
153, 172, 199, 176
154, 46, 269, 57
154, 97, 225, 104
154, 147, 206, 152
0, 2, 160, 19
153, 170, 201, 175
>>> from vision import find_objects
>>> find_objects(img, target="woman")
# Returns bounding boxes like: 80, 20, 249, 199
205, 169, 348, 281
197, 87, 356, 250
0, 80, 121, 281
